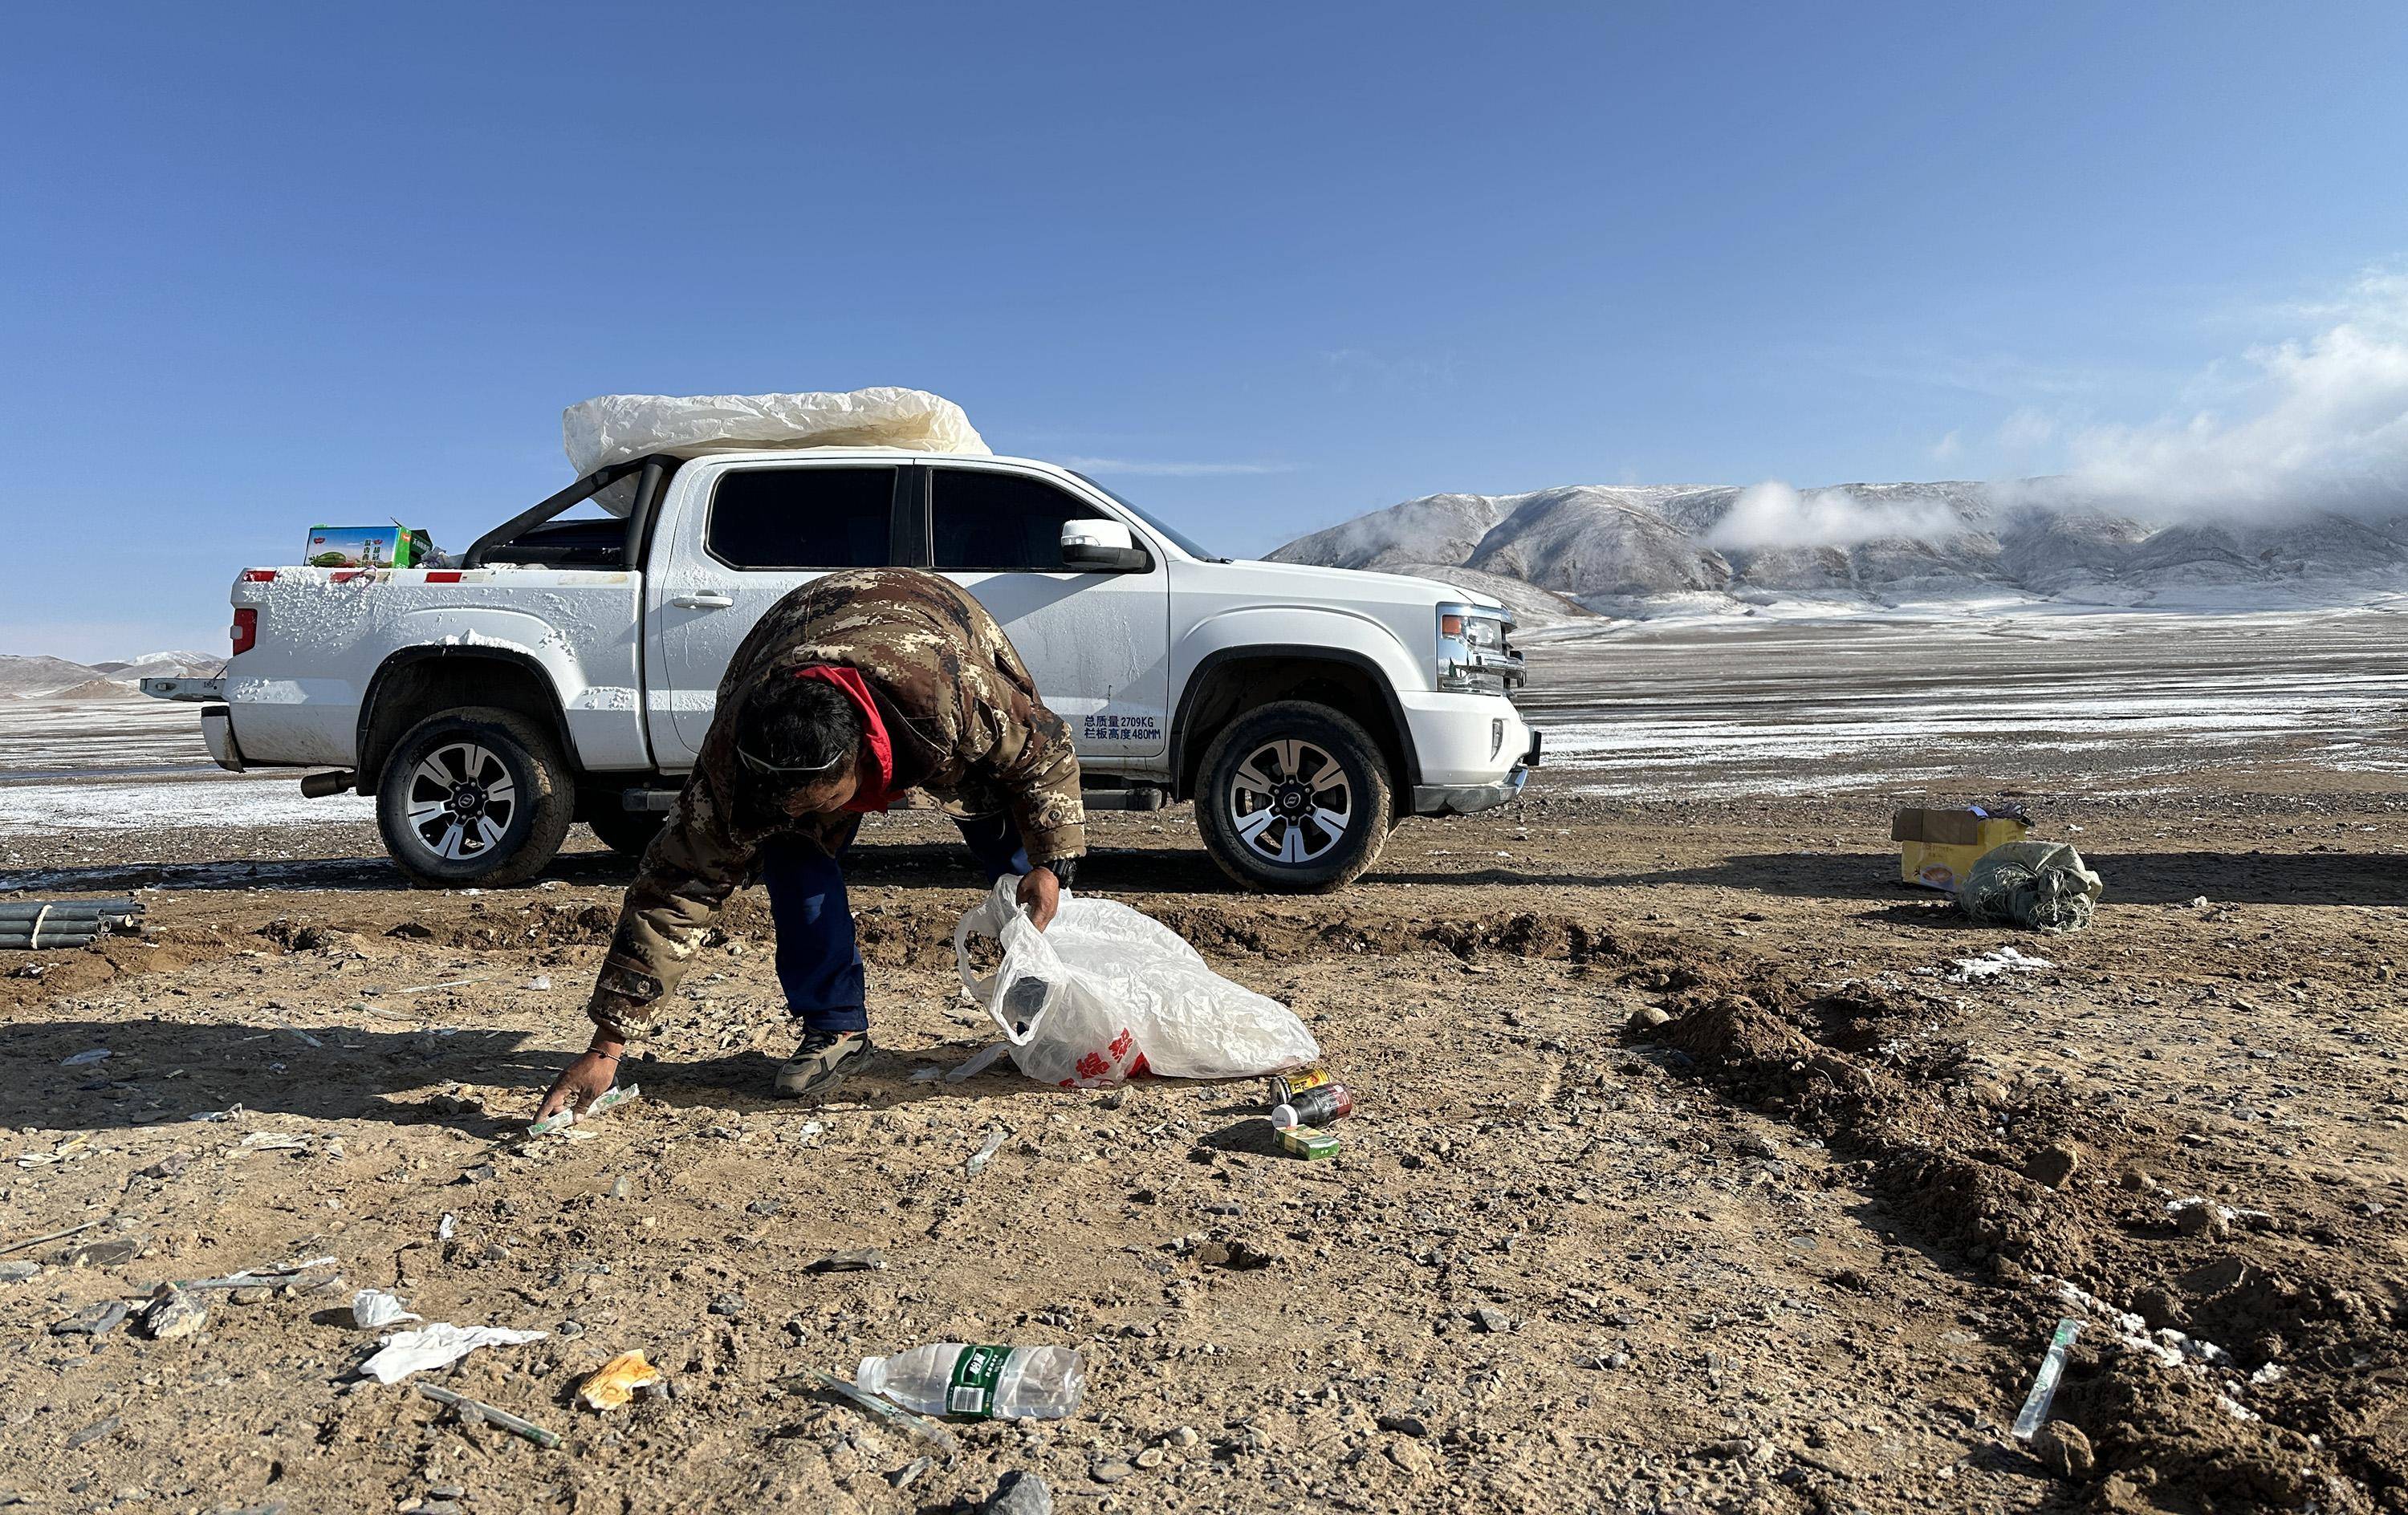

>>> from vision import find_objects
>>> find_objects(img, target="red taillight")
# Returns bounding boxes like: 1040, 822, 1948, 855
230, 607, 258, 657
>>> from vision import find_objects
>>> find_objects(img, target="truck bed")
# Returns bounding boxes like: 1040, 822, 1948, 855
222, 565, 651, 772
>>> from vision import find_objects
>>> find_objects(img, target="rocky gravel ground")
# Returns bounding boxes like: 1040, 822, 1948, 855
0, 770, 2402, 1514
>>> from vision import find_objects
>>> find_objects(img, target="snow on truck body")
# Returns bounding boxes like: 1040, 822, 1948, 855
159, 447, 1536, 892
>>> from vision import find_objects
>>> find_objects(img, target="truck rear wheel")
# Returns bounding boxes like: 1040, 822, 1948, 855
376, 707, 576, 888
1194, 701, 1392, 892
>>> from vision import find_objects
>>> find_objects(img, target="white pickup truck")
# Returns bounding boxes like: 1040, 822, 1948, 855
149, 447, 1538, 891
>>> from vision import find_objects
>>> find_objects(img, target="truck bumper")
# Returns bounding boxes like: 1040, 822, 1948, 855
1412, 767, 1527, 815
1399, 693, 1536, 814
201, 705, 246, 773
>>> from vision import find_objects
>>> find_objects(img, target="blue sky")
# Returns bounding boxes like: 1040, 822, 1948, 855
6, 2, 2406, 659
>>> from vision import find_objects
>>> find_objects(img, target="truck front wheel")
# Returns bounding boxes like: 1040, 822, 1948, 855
376, 707, 576, 888
1194, 701, 1393, 892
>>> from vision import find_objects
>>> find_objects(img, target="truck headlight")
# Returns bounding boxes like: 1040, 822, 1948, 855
1436, 603, 1523, 694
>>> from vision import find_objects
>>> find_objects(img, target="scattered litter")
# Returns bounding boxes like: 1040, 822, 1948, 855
1960, 841, 2105, 934
189, 1103, 246, 1123
783, 1366, 962, 1456
413, 1381, 562, 1450
965, 1127, 1007, 1176
577, 1350, 663, 1410
238, 1131, 311, 1152
2056, 1281, 2257, 1419
889, 1455, 935, 1489
1270, 1083, 1355, 1128
808, 1249, 889, 1274
1945, 946, 2056, 984
945, 1041, 1012, 1083
1275, 1124, 1341, 1160
401, 978, 483, 994
360, 1322, 548, 1383
170, 1255, 339, 1292
60, 1047, 112, 1067
1892, 805, 2032, 891
2011, 1318, 2081, 1440
437, 1213, 457, 1242
954, 875, 1318, 1085
281, 1026, 322, 1049
1, 1219, 100, 1256
909, 1066, 942, 1083
526, 974, 552, 990
857, 1342, 1085, 1420
525, 1083, 640, 1138
1268, 1066, 1333, 1106
352, 1290, 420, 1329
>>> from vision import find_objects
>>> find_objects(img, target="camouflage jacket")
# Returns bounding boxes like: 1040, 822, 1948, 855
587, 568, 1085, 1037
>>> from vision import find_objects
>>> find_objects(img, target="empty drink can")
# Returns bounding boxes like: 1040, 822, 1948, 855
1268, 1066, 1332, 1107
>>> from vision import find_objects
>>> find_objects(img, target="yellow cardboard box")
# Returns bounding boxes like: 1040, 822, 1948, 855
1892, 807, 2032, 892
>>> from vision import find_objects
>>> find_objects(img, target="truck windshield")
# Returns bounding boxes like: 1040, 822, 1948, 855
1070, 473, 1228, 562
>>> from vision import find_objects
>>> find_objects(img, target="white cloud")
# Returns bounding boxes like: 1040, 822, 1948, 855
1930, 429, 1963, 464
1701, 481, 1968, 552
1060, 457, 1296, 477
1995, 408, 2058, 453
2057, 271, 2408, 517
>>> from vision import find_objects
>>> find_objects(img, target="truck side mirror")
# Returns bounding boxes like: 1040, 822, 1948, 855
1060, 518, 1150, 572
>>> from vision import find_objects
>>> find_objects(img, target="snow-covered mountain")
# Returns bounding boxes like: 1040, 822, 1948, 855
0, 650, 223, 699
1270, 480, 2408, 621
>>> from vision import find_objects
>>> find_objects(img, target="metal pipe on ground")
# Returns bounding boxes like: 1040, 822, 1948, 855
0, 900, 141, 921
0, 938, 104, 952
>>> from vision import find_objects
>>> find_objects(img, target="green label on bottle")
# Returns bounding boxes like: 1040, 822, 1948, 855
946, 1344, 1014, 1417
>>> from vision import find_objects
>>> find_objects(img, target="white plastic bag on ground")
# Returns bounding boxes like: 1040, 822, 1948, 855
563, 388, 989, 482
954, 877, 1318, 1086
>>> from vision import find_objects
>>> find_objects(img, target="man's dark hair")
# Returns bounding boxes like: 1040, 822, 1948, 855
741, 676, 863, 779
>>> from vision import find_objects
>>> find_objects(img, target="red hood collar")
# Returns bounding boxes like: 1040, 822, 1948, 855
792, 664, 893, 813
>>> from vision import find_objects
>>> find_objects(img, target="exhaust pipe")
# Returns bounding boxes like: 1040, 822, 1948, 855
299, 770, 356, 799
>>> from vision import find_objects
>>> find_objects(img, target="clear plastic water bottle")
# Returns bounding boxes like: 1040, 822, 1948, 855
855, 1343, 1085, 1420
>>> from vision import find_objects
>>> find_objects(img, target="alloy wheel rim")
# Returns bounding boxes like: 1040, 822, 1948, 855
1227, 737, 1352, 864
405, 741, 518, 861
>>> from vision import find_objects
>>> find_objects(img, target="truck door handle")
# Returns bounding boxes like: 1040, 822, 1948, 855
669, 592, 735, 610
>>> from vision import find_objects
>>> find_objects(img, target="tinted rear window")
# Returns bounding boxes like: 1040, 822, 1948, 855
707, 467, 895, 569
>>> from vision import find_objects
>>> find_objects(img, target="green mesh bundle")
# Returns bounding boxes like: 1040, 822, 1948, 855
1959, 841, 2105, 934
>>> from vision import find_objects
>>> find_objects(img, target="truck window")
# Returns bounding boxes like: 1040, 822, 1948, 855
707, 466, 896, 569
930, 470, 1098, 572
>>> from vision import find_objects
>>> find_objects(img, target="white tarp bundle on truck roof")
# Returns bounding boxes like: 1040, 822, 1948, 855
563, 388, 989, 477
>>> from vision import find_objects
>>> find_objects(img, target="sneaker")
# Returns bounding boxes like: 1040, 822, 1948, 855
775, 1028, 871, 1100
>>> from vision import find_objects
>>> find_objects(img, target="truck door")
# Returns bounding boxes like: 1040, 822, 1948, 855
925, 463, 1171, 764
645, 459, 903, 767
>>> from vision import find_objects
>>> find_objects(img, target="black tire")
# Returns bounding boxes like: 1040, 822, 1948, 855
586, 804, 667, 861
1194, 700, 1393, 892
376, 707, 576, 888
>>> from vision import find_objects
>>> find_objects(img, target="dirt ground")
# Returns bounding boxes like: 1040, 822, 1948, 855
1, 761, 2403, 1515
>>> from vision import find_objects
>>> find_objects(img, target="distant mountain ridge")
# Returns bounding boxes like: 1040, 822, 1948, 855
1268, 480, 2408, 623
0, 650, 223, 699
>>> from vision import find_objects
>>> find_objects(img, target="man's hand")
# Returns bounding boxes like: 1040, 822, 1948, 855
1017, 866, 1063, 931
537, 1037, 624, 1123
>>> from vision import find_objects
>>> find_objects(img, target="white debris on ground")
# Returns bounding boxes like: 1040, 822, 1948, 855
357, 1322, 549, 1384
1942, 945, 2056, 984
2055, 1282, 2260, 1422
